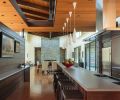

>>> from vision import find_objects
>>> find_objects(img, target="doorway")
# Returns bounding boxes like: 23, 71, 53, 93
102, 47, 111, 75
60, 48, 66, 62
35, 47, 41, 66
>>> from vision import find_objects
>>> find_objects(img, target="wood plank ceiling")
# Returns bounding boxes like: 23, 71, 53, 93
0, 0, 96, 37
2, 0, 119, 37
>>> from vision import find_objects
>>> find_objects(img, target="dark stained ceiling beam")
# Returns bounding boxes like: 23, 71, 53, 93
10, 0, 54, 27
26, 18, 38, 21
21, 8, 49, 19
42, 0, 49, 3
25, 14, 44, 20
28, 32, 67, 38
28, 32, 50, 38
19, 5, 49, 14
27, 20, 53, 27
16, 0, 49, 11
49, 0, 56, 20
24, 13, 48, 20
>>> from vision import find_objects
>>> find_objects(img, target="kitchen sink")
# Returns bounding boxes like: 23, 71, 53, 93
112, 81, 120, 85
94, 74, 108, 77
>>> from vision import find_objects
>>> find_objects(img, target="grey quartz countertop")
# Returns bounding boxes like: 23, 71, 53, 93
57, 63, 120, 92
0, 65, 30, 81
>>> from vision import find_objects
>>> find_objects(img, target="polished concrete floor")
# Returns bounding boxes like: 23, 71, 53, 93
7, 67, 56, 100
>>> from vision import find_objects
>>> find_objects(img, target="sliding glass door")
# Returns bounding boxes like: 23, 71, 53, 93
74, 46, 82, 65
74, 48, 79, 63
90, 41, 96, 71
85, 41, 96, 71
85, 44, 90, 70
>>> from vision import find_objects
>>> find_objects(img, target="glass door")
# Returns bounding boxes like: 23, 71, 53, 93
90, 41, 96, 71
85, 41, 96, 71
74, 48, 79, 63
102, 47, 111, 75
85, 44, 90, 70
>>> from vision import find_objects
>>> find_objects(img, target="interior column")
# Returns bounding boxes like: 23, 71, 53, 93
103, 0, 117, 29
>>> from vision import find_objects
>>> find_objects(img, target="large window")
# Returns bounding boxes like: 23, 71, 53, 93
74, 48, 79, 63
90, 41, 96, 71
85, 44, 90, 70
74, 46, 82, 64
85, 41, 96, 71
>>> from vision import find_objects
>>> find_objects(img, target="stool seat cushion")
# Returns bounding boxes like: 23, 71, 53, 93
62, 90, 83, 100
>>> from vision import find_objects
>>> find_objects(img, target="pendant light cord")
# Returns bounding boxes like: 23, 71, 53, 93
74, 9, 75, 28
73, 2, 76, 31
70, 15, 71, 34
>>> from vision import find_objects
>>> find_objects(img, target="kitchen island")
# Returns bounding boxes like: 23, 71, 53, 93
57, 63, 120, 100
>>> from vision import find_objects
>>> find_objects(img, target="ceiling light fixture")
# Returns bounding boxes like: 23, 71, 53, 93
62, 26, 65, 49
64, 22, 67, 48
73, 1, 77, 43
64, 22, 67, 36
62, 26, 64, 35
69, 11, 72, 45
66, 18, 69, 35
66, 17, 69, 46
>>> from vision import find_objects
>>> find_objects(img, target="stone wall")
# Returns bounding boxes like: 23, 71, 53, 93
41, 37, 60, 62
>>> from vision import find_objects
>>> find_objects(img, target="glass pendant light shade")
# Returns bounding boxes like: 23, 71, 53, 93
69, 11, 72, 17
64, 22, 66, 27
66, 18, 69, 47
69, 33, 73, 45
72, 1, 77, 43
62, 26, 65, 49
73, 2, 77, 9
67, 35, 69, 46
69, 11, 73, 45
63, 22, 67, 49
63, 38, 66, 49
63, 35, 67, 49
73, 28, 76, 43
66, 18, 69, 23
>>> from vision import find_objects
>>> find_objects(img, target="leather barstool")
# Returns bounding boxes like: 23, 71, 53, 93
54, 73, 69, 93
61, 90, 83, 100
57, 80, 77, 100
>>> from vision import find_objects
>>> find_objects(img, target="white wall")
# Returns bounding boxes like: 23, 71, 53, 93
25, 33, 41, 64
60, 32, 96, 62
23, 31, 96, 65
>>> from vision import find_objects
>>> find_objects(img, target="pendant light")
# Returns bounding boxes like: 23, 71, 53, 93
62, 26, 65, 49
72, 1, 77, 43
66, 17, 69, 46
69, 11, 73, 45
62, 26, 64, 36
64, 22, 67, 48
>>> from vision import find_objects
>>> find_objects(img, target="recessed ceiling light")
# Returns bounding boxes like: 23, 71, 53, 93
1, 15, 4, 16
3, 1, 6, 3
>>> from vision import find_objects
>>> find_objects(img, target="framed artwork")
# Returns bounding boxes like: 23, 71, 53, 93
1, 33, 14, 57
14, 41, 20, 53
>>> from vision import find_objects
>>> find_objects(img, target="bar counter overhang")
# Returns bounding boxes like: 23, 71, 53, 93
57, 63, 120, 100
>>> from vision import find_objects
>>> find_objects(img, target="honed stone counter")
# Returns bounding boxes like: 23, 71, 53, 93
0, 65, 30, 99
0, 65, 30, 81
57, 63, 120, 100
